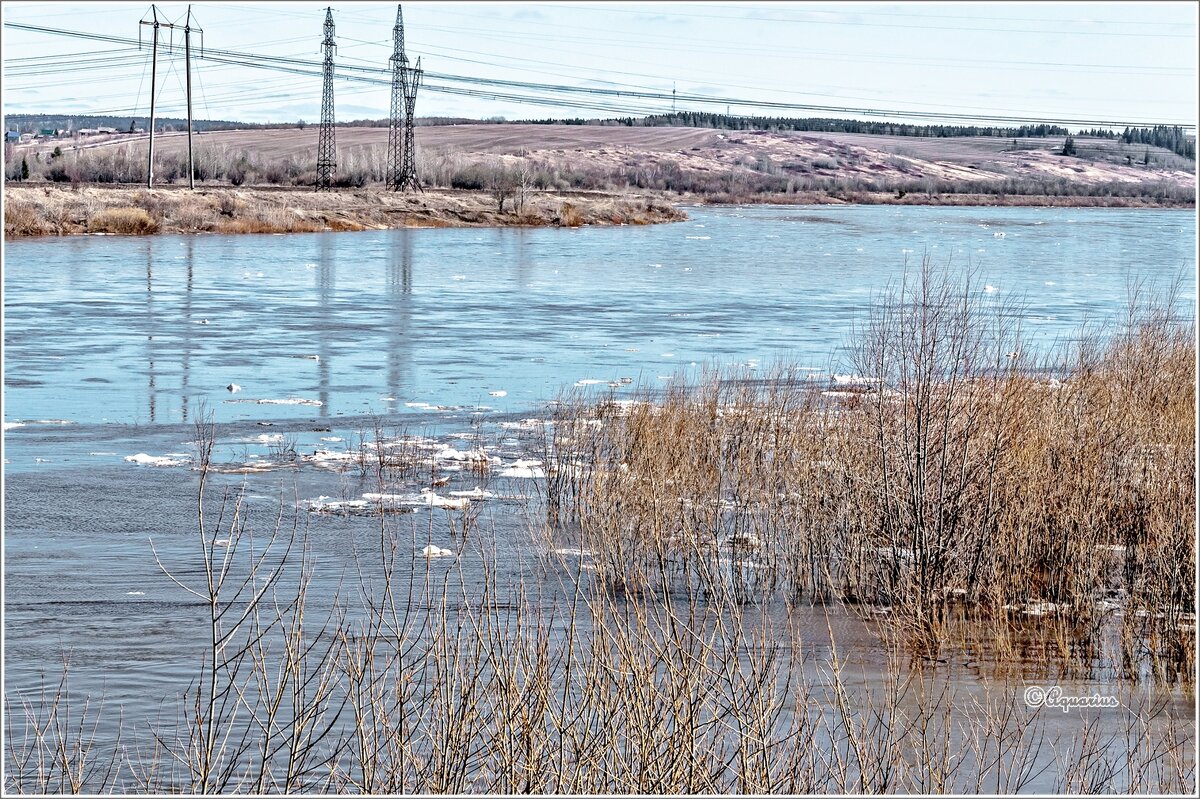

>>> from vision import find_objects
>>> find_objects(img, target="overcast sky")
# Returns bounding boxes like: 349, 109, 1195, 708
2, 1, 1197, 128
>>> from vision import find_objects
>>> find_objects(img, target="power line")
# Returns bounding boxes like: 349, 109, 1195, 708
4, 21, 1196, 130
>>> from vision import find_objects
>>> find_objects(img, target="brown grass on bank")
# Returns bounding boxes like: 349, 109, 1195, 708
85, 207, 159, 235
2, 185, 686, 238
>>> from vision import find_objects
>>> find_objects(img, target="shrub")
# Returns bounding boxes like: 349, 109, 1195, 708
557, 202, 583, 227
86, 207, 160, 235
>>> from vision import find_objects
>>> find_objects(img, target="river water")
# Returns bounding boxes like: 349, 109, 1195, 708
3, 204, 1196, 790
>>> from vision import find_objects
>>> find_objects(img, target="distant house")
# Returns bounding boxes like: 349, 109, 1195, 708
19, 133, 34, 143
4, 130, 19, 142
96, 126, 118, 134
39, 128, 57, 137
77, 128, 100, 136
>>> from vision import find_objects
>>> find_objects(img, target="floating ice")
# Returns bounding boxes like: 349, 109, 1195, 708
685, 236, 711, 240
984, 285, 998, 294
320, 436, 343, 442
993, 231, 1006, 239
498, 458, 546, 479
125, 453, 188, 467
257, 398, 322, 406
832, 374, 880, 385
448, 486, 496, 500
226, 383, 242, 393
126, 591, 145, 596
574, 379, 605, 386
451, 275, 467, 281
421, 544, 455, 558
420, 489, 471, 510
489, 390, 508, 397
3, 422, 24, 431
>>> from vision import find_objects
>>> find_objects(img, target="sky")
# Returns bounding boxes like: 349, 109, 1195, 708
2, 1, 1197, 129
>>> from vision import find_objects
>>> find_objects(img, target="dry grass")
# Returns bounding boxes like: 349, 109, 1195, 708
2, 185, 684, 238
542, 263, 1196, 679
85, 207, 159, 235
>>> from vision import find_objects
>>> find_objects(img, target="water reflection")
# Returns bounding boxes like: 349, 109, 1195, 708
4, 206, 1193, 430
388, 230, 413, 402
181, 237, 194, 422
145, 241, 156, 423
317, 236, 333, 418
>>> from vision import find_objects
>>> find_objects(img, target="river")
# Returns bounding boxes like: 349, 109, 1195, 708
3, 203, 1196, 792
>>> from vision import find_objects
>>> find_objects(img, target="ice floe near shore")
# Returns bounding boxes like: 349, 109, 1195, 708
125, 453, 190, 467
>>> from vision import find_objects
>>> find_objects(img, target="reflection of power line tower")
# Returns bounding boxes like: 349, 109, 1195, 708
315, 7, 337, 190
386, 5, 407, 191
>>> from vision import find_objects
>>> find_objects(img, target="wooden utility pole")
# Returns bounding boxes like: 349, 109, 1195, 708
139, 5, 202, 189
184, 6, 203, 189
140, 6, 160, 187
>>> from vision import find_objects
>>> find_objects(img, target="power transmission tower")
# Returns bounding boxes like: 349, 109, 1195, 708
398, 55, 422, 192
316, 7, 337, 190
139, 6, 161, 188
139, 5, 201, 189
385, 5, 406, 191
183, 6, 203, 189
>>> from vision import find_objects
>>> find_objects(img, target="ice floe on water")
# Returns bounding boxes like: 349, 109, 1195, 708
224, 397, 323, 407
574, 379, 606, 387
257, 398, 323, 406
498, 458, 546, 479
226, 383, 242, 393
421, 544, 455, 558
489, 390, 507, 397
5, 419, 74, 429
685, 235, 711, 240
125, 453, 190, 467
420, 489, 471, 510
832, 374, 880, 386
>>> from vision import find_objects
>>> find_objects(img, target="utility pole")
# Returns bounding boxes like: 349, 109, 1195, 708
316, 7, 337, 190
184, 6, 203, 189
139, 5, 201, 189
672, 83, 676, 114
386, 4, 406, 191
139, 6, 161, 188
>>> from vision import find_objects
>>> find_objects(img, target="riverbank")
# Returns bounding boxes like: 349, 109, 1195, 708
2, 185, 688, 238
7, 180, 1192, 240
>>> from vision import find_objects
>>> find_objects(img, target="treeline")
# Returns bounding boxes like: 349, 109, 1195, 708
519, 112, 1073, 139
3, 114, 247, 134
1121, 125, 1195, 159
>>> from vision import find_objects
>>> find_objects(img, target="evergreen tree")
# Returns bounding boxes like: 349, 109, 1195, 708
20, 155, 29, 181
1061, 135, 1077, 156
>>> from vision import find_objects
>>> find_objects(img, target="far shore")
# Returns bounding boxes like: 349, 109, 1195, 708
3, 182, 1193, 240
2, 184, 687, 239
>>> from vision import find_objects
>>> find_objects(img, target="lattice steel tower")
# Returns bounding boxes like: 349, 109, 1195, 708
315, 7, 337, 190
399, 55, 423, 192
385, 5, 407, 191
